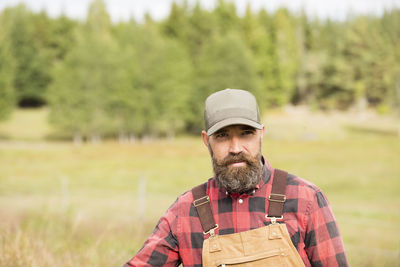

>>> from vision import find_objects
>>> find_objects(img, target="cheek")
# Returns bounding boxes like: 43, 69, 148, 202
245, 141, 261, 156
210, 143, 229, 160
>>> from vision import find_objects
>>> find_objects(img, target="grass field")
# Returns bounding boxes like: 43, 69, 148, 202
0, 108, 399, 266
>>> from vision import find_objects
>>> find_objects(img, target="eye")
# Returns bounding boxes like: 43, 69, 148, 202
242, 130, 255, 136
215, 132, 228, 139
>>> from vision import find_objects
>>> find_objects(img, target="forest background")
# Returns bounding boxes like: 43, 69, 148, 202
1, 0, 399, 140
0, 0, 400, 266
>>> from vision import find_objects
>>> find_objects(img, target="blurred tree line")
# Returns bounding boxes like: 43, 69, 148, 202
0, 0, 399, 141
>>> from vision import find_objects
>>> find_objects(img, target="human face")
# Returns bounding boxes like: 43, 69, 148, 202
202, 124, 265, 165
202, 124, 265, 193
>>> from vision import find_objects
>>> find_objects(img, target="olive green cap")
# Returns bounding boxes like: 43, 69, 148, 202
204, 88, 262, 136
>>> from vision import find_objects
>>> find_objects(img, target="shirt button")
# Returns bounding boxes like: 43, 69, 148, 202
238, 199, 243, 204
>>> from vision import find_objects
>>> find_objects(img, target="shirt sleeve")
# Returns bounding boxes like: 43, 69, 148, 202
304, 190, 349, 266
124, 200, 181, 267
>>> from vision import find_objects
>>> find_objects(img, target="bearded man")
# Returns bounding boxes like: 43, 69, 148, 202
124, 89, 348, 267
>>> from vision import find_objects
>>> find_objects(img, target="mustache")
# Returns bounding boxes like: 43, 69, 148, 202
218, 153, 254, 166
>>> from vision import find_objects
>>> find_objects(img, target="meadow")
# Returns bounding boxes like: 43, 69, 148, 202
0, 108, 399, 266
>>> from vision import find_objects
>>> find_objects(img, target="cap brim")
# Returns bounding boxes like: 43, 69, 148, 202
207, 118, 262, 136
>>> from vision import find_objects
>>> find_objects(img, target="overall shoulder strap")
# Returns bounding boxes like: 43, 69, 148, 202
267, 169, 288, 218
192, 183, 217, 235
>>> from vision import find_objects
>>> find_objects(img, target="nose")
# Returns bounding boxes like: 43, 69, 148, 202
228, 135, 243, 154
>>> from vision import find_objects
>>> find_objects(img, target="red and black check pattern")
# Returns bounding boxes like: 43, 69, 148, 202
125, 159, 348, 267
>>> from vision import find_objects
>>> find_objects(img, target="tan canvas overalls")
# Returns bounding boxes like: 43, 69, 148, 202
192, 169, 305, 267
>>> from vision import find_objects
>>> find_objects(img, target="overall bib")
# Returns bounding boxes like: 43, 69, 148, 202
192, 169, 305, 267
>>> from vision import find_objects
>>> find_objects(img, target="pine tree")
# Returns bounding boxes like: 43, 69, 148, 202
272, 8, 300, 106
0, 13, 15, 120
293, 13, 325, 105
48, 0, 119, 141
381, 9, 400, 115
109, 21, 140, 141
187, 33, 257, 132
4, 5, 50, 107
256, 9, 283, 107
162, 1, 188, 40
49, 14, 77, 61
213, 0, 239, 35
185, 2, 216, 62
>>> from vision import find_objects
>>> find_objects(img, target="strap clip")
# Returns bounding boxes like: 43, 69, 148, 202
193, 195, 209, 207
265, 215, 283, 225
268, 193, 286, 203
203, 224, 219, 237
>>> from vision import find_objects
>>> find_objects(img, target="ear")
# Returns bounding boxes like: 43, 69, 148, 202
201, 130, 210, 147
261, 124, 265, 137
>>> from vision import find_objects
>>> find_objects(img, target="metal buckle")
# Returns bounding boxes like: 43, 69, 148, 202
193, 195, 209, 207
265, 215, 283, 224
203, 224, 219, 237
268, 193, 286, 203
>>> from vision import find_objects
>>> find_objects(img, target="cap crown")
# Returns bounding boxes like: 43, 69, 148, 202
204, 88, 261, 135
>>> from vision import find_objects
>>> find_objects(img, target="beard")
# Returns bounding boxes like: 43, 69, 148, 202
210, 145, 263, 194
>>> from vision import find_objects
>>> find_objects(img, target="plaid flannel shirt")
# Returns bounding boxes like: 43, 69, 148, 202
125, 159, 348, 267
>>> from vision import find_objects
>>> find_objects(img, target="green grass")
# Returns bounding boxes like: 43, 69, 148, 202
0, 108, 52, 141
0, 108, 399, 266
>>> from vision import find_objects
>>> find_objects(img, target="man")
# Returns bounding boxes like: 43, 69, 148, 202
125, 89, 348, 266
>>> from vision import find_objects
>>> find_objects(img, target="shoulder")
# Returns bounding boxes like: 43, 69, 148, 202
285, 172, 331, 211
286, 173, 323, 195
269, 164, 322, 200
282, 172, 333, 229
